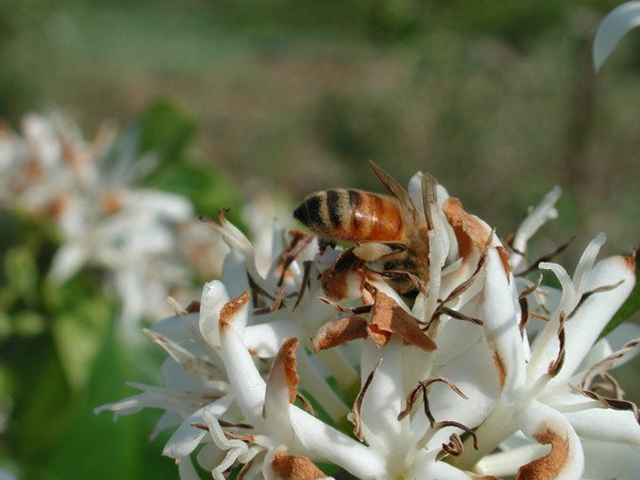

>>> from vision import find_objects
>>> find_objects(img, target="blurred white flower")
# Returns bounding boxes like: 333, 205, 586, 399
98, 165, 640, 480
0, 111, 225, 325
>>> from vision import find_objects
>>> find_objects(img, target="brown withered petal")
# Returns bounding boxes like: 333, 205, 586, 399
311, 316, 368, 352
271, 451, 328, 480
368, 291, 436, 351
219, 291, 251, 331
442, 197, 491, 259
516, 428, 570, 480
274, 338, 300, 403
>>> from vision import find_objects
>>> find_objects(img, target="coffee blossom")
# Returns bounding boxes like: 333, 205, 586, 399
99, 166, 639, 480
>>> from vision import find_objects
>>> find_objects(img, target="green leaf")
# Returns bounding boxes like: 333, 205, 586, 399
137, 99, 196, 164
43, 323, 176, 480
601, 253, 640, 338
6, 335, 74, 463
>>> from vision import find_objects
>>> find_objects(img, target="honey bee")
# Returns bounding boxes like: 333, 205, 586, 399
293, 161, 436, 296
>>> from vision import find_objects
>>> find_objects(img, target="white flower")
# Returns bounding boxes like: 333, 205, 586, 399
99, 165, 640, 480
0, 111, 219, 325
451, 193, 640, 479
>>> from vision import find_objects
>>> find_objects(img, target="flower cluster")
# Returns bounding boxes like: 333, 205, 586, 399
98, 164, 640, 480
0, 112, 226, 325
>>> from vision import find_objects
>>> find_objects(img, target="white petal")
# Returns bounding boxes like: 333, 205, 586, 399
564, 407, 640, 447
553, 255, 635, 384
417, 461, 473, 480
594, 1, 640, 72
144, 329, 225, 389
264, 340, 298, 444
515, 402, 584, 480
581, 439, 640, 480
245, 320, 304, 358
572, 233, 606, 296
178, 456, 203, 480
163, 396, 234, 459
199, 280, 231, 348
422, 340, 500, 449
360, 337, 407, 452
150, 410, 182, 440
163, 410, 208, 459
475, 443, 548, 478
510, 186, 561, 271
481, 249, 526, 401
218, 294, 266, 425
288, 407, 386, 480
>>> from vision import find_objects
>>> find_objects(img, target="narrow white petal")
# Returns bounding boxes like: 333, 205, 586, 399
163, 396, 234, 459
178, 456, 203, 480
476, 443, 548, 478
565, 408, 640, 446
288, 407, 386, 480
417, 461, 473, 480
572, 233, 607, 295
481, 249, 526, 401
163, 410, 208, 459
218, 295, 266, 425
511, 186, 561, 270
594, 1, 640, 71
199, 280, 230, 348
553, 255, 635, 384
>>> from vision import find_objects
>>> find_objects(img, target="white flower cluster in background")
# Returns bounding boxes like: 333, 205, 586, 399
0, 112, 227, 325
97, 162, 640, 480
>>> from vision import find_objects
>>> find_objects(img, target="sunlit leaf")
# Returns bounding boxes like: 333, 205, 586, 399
593, 1, 640, 72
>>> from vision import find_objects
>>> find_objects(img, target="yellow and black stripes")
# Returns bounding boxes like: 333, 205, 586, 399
293, 188, 405, 243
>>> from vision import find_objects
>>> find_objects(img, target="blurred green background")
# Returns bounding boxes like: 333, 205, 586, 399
1, 1, 640, 479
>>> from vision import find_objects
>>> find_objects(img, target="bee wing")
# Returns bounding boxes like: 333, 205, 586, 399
421, 173, 440, 230
369, 160, 417, 221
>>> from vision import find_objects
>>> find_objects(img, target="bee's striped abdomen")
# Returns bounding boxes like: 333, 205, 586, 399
293, 188, 405, 243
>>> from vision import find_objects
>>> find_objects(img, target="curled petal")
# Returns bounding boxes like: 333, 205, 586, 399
368, 291, 436, 351
442, 197, 491, 259
515, 402, 583, 480
311, 317, 368, 352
